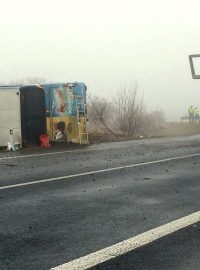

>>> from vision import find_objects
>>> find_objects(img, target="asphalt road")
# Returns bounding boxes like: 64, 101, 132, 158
0, 135, 200, 270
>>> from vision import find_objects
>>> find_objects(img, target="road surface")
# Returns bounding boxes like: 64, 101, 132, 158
0, 135, 200, 270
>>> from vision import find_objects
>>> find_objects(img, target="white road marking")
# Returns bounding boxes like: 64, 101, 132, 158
0, 153, 199, 190
0, 137, 174, 161
0, 142, 141, 161
0, 146, 109, 161
51, 211, 200, 270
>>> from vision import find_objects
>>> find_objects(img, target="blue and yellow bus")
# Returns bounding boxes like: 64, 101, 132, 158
43, 82, 88, 144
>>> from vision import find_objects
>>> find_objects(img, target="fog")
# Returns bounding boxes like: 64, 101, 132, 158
1, 0, 200, 121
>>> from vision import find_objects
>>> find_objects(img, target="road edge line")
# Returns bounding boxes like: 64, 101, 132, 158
50, 211, 200, 270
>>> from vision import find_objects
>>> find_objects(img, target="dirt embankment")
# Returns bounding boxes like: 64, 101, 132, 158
88, 122, 200, 144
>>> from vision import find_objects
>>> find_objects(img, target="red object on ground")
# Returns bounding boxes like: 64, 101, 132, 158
39, 134, 51, 148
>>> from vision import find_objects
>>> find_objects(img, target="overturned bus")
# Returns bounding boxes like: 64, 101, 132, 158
0, 82, 88, 147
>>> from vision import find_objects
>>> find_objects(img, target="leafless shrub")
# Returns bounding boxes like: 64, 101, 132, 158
87, 94, 118, 136
87, 81, 148, 137
112, 82, 146, 136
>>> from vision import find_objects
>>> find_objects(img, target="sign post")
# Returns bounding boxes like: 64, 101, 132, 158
189, 54, 200, 79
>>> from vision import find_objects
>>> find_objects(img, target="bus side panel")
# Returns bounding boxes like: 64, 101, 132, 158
46, 116, 80, 143
44, 83, 87, 144
0, 90, 22, 147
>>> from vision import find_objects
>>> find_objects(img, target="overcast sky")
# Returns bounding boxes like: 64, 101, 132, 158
1, 0, 200, 120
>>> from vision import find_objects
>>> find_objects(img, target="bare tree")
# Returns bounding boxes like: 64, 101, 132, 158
112, 82, 145, 136
87, 82, 146, 137
87, 94, 118, 136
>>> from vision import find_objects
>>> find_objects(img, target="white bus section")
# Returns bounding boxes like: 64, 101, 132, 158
0, 87, 22, 147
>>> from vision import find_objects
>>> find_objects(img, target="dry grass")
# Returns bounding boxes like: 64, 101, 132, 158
88, 122, 200, 144
153, 122, 200, 137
